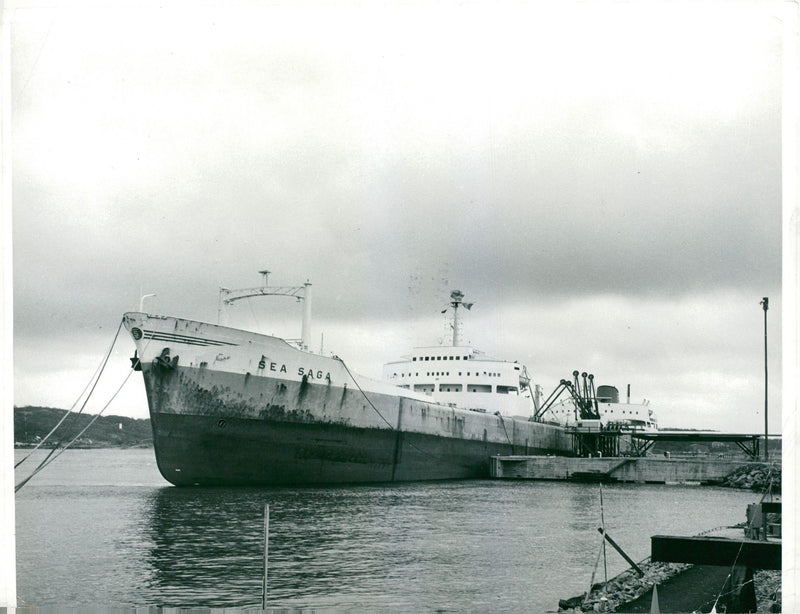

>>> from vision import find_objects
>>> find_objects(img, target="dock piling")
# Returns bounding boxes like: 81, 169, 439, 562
600, 484, 608, 583
584, 537, 605, 607
268, 503, 269, 610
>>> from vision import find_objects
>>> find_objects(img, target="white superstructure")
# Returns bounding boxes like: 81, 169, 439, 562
382, 291, 533, 417
546, 385, 659, 431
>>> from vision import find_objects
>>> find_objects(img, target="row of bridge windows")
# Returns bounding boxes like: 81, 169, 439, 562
393, 371, 503, 378
557, 406, 641, 415
406, 383, 519, 394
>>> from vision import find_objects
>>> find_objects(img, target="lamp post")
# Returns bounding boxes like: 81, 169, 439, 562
760, 297, 769, 461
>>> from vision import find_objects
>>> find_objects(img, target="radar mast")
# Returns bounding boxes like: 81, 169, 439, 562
447, 290, 473, 346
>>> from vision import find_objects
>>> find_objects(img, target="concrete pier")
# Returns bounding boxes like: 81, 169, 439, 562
490, 455, 759, 484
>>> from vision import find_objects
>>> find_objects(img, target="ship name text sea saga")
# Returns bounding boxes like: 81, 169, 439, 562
256, 357, 329, 381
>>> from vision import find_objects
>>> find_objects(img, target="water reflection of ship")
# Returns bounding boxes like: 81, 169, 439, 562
139, 486, 418, 608
141, 487, 267, 607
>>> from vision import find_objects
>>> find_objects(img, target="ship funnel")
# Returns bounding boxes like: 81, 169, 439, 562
597, 385, 619, 404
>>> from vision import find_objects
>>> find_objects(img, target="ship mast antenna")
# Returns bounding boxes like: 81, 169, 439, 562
219, 270, 312, 351
447, 290, 473, 346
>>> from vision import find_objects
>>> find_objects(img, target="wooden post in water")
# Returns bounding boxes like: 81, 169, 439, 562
600, 484, 608, 583
268, 503, 269, 610
584, 539, 604, 607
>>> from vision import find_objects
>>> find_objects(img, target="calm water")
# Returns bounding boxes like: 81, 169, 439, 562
15, 448, 762, 611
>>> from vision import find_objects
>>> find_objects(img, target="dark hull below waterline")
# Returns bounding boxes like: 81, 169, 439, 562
150, 412, 553, 486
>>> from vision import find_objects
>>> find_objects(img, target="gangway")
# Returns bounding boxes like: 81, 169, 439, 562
629, 431, 769, 460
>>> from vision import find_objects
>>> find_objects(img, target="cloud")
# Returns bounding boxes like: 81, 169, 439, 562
10, 2, 784, 433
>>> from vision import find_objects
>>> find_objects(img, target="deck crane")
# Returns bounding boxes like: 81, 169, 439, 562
532, 370, 601, 422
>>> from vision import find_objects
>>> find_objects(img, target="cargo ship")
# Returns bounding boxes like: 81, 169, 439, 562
124, 274, 573, 486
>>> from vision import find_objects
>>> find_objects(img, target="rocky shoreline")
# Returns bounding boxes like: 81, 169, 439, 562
720, 463, 781, 493
558, 465, 784, 614
558, 557, 781, 613
558, 558, 693, 613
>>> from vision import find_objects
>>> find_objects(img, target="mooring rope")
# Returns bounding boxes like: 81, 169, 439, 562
708, 526, 749, 612
334, 357, 396, 430
715, 549, 747, 606
694, 575, 758, 614
15, 318, 124, 469
497, 413, 514, 452
15, 367, 135, 492
704, 462, 780, 612
758, 462, 778, 504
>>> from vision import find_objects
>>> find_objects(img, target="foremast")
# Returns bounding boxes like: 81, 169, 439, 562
218, 270, 312, 350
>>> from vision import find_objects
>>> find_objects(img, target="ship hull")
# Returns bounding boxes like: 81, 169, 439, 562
125, 313, 573, 486
149, 411, 530, 486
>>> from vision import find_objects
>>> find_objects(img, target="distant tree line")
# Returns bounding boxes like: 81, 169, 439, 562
14, 406, 152, 448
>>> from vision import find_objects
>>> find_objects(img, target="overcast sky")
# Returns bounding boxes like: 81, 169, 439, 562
9, 1, 784, 432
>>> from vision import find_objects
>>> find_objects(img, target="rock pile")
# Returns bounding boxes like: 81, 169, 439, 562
721, 463, 781, 492
754, 570, 782, 613
558, 564, 782, 613
557, 559, 691, 612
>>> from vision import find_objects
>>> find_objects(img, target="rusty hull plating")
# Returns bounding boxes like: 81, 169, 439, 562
124, 312, 572, 486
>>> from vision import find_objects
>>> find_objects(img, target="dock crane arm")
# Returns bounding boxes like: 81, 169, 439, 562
532, 379, 573, 421
568, 370, 601, 420
532, 370, 602, 422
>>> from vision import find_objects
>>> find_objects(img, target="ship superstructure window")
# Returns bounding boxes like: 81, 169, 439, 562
468, 384, 492, 393
442, 384, 462, 392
